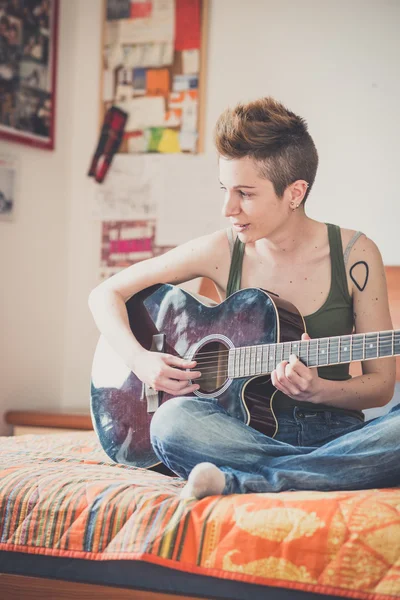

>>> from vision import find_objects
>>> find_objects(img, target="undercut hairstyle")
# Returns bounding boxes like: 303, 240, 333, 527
214, 97, 319, 203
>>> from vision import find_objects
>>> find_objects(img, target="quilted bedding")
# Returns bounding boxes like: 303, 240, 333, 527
0, 431, 399, 599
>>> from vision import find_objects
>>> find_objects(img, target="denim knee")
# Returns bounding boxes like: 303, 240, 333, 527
150, 396, 192, 449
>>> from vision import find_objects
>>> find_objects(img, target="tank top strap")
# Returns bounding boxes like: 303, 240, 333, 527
326, 222, 352, 303
226, 234, 245, 297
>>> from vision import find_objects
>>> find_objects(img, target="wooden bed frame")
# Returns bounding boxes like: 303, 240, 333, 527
0, 573, 203, 600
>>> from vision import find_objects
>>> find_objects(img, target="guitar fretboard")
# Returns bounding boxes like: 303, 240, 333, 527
228, 330, 400, 379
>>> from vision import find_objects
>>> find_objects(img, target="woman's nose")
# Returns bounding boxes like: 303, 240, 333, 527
222, 193, 240, 218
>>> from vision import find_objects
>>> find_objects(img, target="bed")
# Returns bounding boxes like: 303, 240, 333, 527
2, 269, 400, 600
1, 430, 399, 600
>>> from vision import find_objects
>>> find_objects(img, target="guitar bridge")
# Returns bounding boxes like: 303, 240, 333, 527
141, 333, 166, 413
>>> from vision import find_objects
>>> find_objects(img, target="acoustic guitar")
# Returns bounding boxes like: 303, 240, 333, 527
90, 284, 400, 469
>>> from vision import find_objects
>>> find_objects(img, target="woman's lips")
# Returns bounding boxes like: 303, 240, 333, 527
232, 223, 250, 231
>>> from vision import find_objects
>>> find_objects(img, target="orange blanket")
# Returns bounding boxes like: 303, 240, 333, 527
0, 431, 399, 599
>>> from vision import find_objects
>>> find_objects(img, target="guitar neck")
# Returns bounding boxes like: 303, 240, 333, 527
228, 330, 400, 379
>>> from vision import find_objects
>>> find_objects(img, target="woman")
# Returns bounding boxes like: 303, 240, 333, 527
89, 97, 398, 498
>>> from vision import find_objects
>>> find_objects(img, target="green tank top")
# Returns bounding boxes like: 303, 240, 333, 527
226, 223, 364, 420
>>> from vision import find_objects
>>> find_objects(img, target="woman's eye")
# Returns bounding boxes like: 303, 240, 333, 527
239, 190, 251, 198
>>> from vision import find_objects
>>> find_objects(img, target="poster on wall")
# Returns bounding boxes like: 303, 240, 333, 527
100, 219, 174, 280
0, 0, 59, 150
0, 153, 16, 220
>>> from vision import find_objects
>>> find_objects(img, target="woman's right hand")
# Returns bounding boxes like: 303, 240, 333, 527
133, 349, 202, 396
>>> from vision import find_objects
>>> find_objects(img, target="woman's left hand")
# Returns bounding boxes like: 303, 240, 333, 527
271, 333, 323, 403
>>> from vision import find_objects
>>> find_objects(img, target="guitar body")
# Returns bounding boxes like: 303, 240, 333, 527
90, 285, 305, 469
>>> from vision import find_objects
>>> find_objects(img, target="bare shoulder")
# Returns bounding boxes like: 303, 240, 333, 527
340, 227, 383, 267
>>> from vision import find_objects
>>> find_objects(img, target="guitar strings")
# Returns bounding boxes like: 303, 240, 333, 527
181, 337, 400, 362
180, 340, 400, 377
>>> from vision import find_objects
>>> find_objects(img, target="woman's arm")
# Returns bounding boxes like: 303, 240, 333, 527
88, 229, 229, 393
315, 234, 396, 409
272, 235, 396, 410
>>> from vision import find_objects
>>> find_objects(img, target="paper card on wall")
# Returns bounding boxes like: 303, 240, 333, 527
101, 220, 156, 275
130, 0, 152, 19
103, 69, 114, 101
118, 0, 174, 44
92, 154, 163, 221
132, 67, 146, 93
164, 109, 182, 127
141, 42, 163, 67
169, 89, 198, 108
174, 0, 200, 50
181, 96, 197, 130
172, 74, 198, 92
107, 0, 131, 20
118, 67, 133, 84
182, 49, 199, 74
116, 96, 165, 130
126, 130, 149, 152
158, 128, 181, 153
146, 68, 170, 95
160, 41, 174, 66
115, 83, 133, 101
147, 127, 164, 151
179, 130, 197, 152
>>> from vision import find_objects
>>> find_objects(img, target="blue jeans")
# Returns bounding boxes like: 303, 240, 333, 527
150, 396, 400, 494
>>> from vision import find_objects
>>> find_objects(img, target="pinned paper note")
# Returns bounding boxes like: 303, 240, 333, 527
158, 128, 181, 153
146, 68, 170, 95
164, 109, 182, 127
172, 74, 198, 92
107, 0, 130, 20
118, 0, 174, 44
126, 130, 149, 153
174, 0, 201, 50
179, 130, 198, 152
147, 127, 164, 151
116, 96, 166, 130
182, 97, 197, 130
130, 0, 152, 19
132, 67, 146, 94
182, 49, 199, 74
115, 83, 132, 101
169, 90, 198, 109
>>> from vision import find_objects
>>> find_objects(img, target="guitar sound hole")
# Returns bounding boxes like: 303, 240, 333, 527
194, 340, 229, 394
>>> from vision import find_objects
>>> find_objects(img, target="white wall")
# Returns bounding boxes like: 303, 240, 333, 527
0, 0, 399, 432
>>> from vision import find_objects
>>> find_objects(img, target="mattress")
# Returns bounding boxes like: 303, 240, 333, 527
0, 431, 399, 600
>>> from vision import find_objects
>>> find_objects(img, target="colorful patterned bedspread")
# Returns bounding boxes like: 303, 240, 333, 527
0, 431, 399, 599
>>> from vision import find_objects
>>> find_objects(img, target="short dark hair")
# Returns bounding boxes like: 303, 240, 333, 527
214, 97, 319, 203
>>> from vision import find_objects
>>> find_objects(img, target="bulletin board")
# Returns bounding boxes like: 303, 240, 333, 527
100, 0, 209, 155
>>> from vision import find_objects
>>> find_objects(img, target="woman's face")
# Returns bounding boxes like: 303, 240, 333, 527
219, 155, 291, 244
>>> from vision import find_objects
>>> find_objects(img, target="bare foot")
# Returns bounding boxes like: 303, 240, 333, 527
180, 462, 226, 499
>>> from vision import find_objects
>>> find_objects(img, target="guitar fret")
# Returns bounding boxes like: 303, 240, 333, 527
319, 338, 328, 367
250, 346, 255, 375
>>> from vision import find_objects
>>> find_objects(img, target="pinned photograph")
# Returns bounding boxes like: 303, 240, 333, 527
0, 154, 17, 221
0, 0, 58, 150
